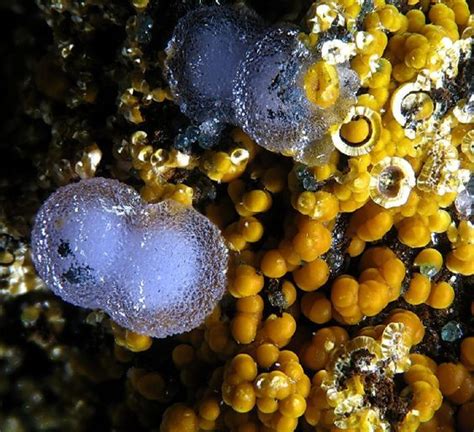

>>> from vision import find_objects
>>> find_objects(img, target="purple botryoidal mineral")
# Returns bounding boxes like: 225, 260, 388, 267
165, 5, 263, 125
165, 5, 360, 166
31, 178, 228, 338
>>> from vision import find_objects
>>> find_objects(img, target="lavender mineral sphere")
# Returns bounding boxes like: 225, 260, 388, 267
165, 5, 263, 124
165, 6, 359, 166
31, 178, 229, 338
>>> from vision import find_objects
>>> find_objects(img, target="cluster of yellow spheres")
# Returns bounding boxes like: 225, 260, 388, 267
221, 351, 310, 430
13, 0, 473, 431
119, 0, 474, 427
304, 321, 442, 431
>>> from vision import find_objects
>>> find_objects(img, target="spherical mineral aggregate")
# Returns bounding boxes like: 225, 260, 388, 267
31, 178, 229, 338
232, 26, 359, 166
165, 5, 264, 124
31, 178, 140, 310
114, 199, 229, 338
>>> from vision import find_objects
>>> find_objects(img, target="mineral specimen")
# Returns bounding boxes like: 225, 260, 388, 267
165, 5, 360, 166
31, 178, 228, 338
233, 27, 360, 166
2, 0, 474, 430
165, 6, 264, 124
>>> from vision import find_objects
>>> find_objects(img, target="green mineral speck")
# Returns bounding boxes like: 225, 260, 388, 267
441, 321, 463, 342
135, 14, 153, 44
419, 264, 439, 278
295, 165, 320, 192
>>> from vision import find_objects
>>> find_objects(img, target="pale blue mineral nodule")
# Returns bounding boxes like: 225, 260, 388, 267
165, 6, 360, 166
232, 26, 359, 166
165, 5, 263, 124
441, 321, 464, 342
31, 178, 229, 338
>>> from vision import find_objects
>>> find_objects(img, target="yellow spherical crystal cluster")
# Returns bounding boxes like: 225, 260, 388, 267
303, 60, 341, 109
2, 0, 474, 431
111, 322, 153, 353
305, 322, 442, 431
221, 350, 311, 431
328, 246, 407, 324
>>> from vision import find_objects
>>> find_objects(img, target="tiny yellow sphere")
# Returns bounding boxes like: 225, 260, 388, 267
261, 249, 288, 278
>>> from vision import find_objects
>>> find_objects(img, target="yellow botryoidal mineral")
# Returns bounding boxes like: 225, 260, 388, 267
417, 142, 469, 196
390, 81, 435, 139
320, 323, 412, 430
200, 147, 250, 182
369, 156, 416, 208
454, 98, 474, 125
0, 222, 44, 296
303, 60, 341, 108
307, 322, 442, 431
331, 106, 381, 156
111, 322, 152, 353
461, 129, 474, 163
75, 143, 102, 179
446, 220, 474, 276
222, 350, 310, 431
306, 1, 345, 34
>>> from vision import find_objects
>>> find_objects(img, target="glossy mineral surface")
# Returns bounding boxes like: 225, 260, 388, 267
232, 26, 359, 166
165, 6, 263, 124
1, 0, 473, 431
165, 6, 360, 165
31, 178, 228, 338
